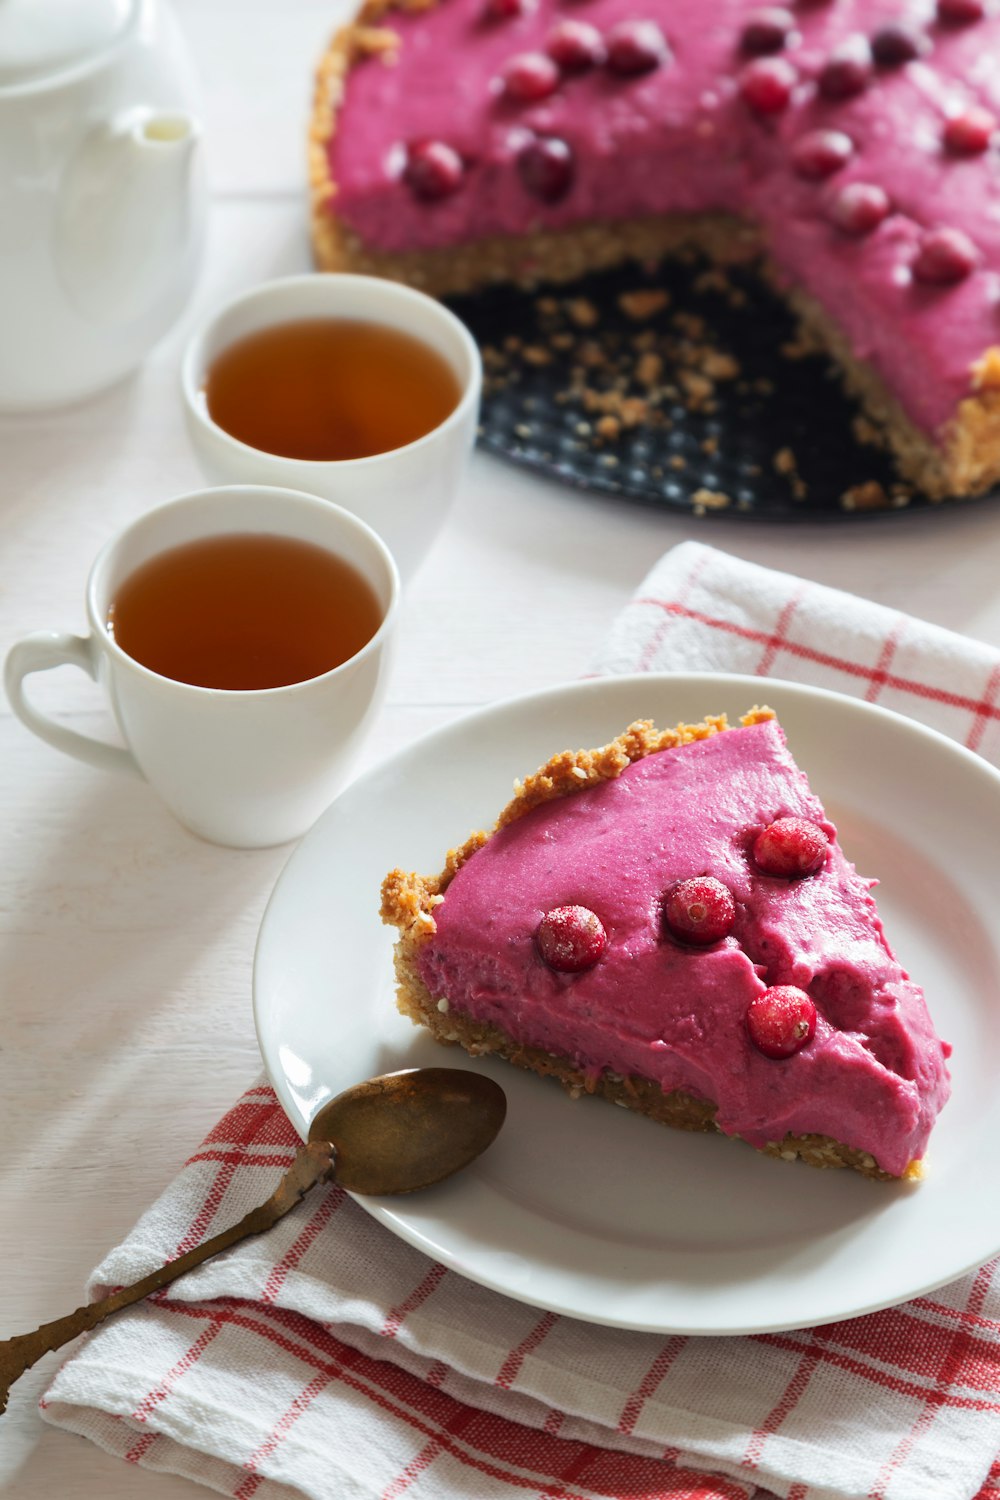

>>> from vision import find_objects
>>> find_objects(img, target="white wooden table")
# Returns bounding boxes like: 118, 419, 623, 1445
4, 3, 1000, 1493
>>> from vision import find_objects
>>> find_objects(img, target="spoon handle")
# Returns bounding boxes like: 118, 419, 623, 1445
0, 1139, 335, 1416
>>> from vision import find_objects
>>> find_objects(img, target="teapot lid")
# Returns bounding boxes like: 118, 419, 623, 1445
0, 0, 133, 88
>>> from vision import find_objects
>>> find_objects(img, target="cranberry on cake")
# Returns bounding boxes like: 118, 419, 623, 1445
311, 0, 1000, 499
380, 710, 951, 1181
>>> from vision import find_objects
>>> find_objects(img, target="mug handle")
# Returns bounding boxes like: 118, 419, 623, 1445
4, 632, 140, 777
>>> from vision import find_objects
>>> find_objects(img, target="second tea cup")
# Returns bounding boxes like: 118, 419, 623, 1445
180, 274, 482, 583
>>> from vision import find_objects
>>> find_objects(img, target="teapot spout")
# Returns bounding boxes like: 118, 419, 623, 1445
55, 107, 205, 329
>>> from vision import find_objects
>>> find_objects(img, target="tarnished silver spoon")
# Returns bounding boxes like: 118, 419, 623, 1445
0, 1067, 506, 1415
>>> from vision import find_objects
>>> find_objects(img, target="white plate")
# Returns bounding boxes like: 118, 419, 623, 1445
254, 673, 1000, 1335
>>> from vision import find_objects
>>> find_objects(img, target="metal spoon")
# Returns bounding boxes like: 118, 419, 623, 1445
0, 1067, 506, 1415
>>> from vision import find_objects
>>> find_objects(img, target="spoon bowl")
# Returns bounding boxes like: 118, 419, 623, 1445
311, 1066, 507, 1195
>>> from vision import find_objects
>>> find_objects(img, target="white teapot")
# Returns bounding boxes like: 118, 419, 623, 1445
0, 0, 206, 409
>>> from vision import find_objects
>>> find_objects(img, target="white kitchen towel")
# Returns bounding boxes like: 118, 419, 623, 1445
41, 541, 1000, 1500
596, 540, 1000, 761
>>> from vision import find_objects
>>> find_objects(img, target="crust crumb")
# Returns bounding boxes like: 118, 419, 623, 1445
636, 351, 664, 388
972, 347, 1000, 393
583, 390, 649, 432
841, 479, 890, 512
702, 350, 740, 381
773, 446, 808, 501
852, 414, 882, 448
678, 369, 713, 407
567, 297, 599, 328
351, 25, 400, 59
618, 289, 669, 321
691, 487, 731, 512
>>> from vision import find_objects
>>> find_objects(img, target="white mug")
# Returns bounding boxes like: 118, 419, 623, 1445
180, 274, 482, 583
4, 486, 400, 848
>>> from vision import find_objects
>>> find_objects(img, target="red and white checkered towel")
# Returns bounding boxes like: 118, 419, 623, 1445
42, 542, 1000, 1500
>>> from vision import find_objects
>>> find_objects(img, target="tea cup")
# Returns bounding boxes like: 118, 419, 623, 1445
4, 485, 400, 848
180, 274, 482, 583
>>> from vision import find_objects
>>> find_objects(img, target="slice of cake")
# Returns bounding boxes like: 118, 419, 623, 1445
381, 710, 951, 1180
310, 0, 1000, 499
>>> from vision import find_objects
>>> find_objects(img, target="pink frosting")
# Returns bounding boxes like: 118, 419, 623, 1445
331, 0, 1000, 437
416, 720, 951, 1176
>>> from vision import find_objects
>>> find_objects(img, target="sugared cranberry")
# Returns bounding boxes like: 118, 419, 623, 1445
818, 35, 873, 100
605, 19, 669, 76
747, 986, 817, 1059
792, 128, 853, 179
403, 140, 465, 201
536, 905, 607, 971
546, 19, 605, 72
937, 0, 985, 23
739, 56, 797, 114
828, 181, 890, 236
486, 0, 536, 19
502, 51, 560, 101
871, 21, 926, 66
739, 7, 796, 55
663, 877, 736, 946
944, 106, 997, 154
912, 226, 978, 283
753, 817, 829, 877
516, 134, 575, 201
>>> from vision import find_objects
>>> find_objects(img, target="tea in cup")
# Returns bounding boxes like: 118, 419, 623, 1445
4, 486, 399, 847
181, 275, 482, 583
201, 318, 463, 463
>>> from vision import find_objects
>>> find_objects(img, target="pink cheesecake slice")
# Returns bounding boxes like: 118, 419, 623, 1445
381, 710, 951, 1180
311, 0, 1000, 498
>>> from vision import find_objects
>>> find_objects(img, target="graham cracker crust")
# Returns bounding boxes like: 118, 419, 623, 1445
782, 283, 1000, 502
379, 711, 921, 1183
309, 12, 1000, 502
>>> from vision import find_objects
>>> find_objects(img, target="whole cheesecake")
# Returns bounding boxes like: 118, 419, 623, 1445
311, 0, 1000, 499
380, 711, 952, 1180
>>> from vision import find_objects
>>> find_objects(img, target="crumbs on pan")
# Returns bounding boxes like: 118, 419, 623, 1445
840, 479, 914, 512
480, 283, 744, 473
